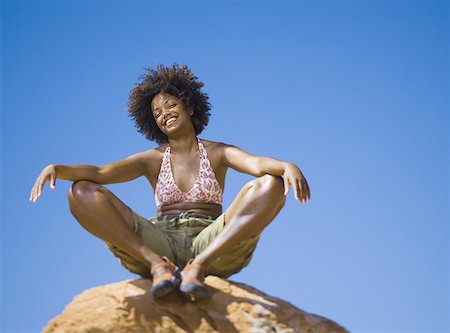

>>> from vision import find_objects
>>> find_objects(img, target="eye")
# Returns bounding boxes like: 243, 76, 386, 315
170, 104, 176, 108
155, 112, 161, 118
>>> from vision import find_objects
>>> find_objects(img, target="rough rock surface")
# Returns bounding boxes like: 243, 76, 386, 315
43, 276, 350, 333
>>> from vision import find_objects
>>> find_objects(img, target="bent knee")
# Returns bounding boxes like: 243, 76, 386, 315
259, 174, 284, 189
68, 180, 101, 202
255, 175, 286, 202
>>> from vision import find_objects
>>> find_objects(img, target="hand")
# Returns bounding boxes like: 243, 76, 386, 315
30, 165, 57, 203
282, 163, 311, 205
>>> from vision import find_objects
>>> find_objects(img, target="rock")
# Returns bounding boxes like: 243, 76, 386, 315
43, 276, 350, 333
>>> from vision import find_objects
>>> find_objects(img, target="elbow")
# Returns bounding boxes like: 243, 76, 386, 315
92, 166, 108, 185
256, 170, 268, 177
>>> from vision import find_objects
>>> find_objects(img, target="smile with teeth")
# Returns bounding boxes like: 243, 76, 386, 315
166, 117, 177, 126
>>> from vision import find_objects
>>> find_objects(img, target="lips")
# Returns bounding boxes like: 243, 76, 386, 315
165, 117, 177, 126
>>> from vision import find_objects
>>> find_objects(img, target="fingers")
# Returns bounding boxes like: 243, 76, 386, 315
30, 182, 41, 203
30, 178, 44, 203
284, 174, 311, 205
283, 177, 290, 196
30, 186, 37, 203
280, 163, 312, 205
30, 167, 57, 203
303, 177, 311, 200
302, 179, 309, 203
294, 178, 303, 204
295, 177, 311, 204
30, 180, 38, 203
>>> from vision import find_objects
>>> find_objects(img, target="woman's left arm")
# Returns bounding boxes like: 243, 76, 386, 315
222, 144, 311, 204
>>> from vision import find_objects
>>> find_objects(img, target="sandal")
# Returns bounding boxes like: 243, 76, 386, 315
150, 256, 181, 298
179, 258, 209, 301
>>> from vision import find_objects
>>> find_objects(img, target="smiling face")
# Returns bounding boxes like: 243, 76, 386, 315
151, 92, 194, 136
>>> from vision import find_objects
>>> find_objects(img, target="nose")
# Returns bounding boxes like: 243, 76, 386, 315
162, 110, 176, 123
162, 111, 172, 120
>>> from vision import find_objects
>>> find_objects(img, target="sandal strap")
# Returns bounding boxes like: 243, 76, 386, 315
187, 259, 206, 270
151, 256, 179, 287
181, 259, 207, 282
151, 256, 176, 274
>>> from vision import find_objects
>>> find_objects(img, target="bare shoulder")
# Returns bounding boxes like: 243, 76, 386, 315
200, 138, 244, 155
151, 143, 169, 154
139, 144, 168, 177
200, 138, 231, 150
199, 138, 229, 160
144, 144, 168, 159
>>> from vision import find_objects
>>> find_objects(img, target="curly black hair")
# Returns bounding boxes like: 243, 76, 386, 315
127, 62, 212, 145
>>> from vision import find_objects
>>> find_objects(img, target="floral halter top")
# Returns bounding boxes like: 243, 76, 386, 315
155, 138, 223, 207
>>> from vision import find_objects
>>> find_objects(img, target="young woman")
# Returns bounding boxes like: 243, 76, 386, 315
29, 63, 311, 301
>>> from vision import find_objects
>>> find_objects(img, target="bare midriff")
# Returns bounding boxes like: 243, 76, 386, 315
157, 201, 223, 219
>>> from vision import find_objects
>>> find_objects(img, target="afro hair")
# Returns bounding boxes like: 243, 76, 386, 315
127, 62, 212, 145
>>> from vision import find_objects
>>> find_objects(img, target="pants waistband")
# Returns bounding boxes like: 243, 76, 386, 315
156, 211, 214, 221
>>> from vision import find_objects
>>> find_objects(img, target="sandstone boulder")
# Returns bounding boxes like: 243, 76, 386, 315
43, 276, 350, 333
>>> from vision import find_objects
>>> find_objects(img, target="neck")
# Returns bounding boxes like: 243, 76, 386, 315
168, 134, 199, 155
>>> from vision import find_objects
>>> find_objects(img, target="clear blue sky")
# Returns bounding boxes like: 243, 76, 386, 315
2, 1, 448, 332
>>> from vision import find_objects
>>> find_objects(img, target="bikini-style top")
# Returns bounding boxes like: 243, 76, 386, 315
154, 137, 223, 207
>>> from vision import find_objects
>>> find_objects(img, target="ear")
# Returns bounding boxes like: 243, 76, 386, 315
189, 107, 194, 116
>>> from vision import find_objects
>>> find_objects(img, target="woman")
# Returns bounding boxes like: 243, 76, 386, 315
29, 63, 311, 301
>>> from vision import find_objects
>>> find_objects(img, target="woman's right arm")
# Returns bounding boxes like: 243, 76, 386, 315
53, 164, 99, 181
30, 150, 154, 203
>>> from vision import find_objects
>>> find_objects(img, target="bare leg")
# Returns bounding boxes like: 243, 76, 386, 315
193, 174, 286, 268
67, 180, 163, 268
